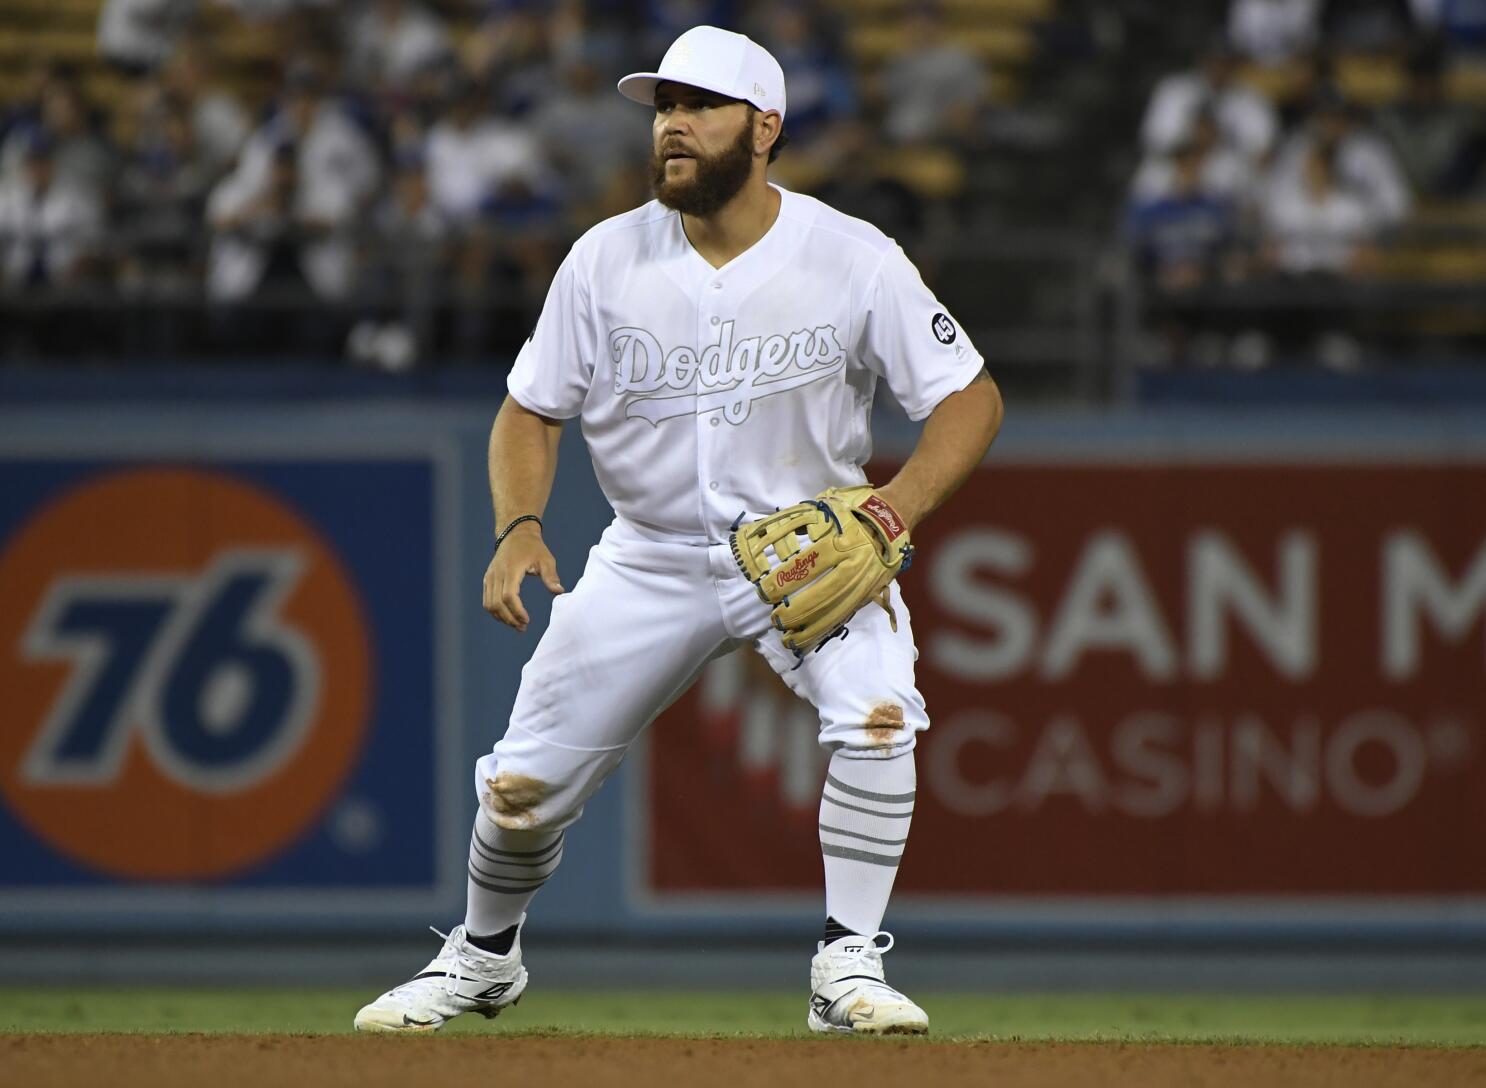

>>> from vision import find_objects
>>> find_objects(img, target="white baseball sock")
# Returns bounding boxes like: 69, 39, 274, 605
464, 809, 563, 937
818, 749, 915, 937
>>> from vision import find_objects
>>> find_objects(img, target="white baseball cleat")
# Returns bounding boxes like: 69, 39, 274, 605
807, 931, 929, 1035
353, 922, 528, 1033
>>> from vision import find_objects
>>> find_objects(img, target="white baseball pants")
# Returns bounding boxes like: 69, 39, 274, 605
473, 516, 928, 833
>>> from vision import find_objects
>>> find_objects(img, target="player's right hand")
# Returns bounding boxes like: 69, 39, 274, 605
483, 527, 565, 632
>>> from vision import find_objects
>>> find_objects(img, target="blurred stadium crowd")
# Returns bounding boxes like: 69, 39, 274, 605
0, 0, 1484, 382
1126, 0, 1486, 371
0, 0, 998, 367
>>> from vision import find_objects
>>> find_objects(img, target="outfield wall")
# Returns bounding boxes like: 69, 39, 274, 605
1, 382, 1483, 944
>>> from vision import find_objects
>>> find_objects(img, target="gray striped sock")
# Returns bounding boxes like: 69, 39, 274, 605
818, 750, 916, 936
464, 809, 563, 935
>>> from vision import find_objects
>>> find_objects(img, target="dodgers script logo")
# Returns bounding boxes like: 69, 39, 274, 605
610, 320, 847, 426
0, 467, 371, 880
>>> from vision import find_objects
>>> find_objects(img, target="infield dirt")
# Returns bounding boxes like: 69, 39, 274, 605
4, 1034, 1484, 1087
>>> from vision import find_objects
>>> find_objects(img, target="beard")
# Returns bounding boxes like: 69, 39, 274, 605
651, 120, 754, 217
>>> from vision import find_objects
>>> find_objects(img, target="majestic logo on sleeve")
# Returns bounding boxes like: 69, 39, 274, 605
609, 320, 847, 426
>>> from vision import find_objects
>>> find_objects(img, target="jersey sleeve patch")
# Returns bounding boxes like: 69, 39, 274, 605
931, 313, 957, 345
858, 247, 984, 421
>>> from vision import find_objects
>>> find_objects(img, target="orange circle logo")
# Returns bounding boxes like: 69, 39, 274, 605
0, 467, 371, 880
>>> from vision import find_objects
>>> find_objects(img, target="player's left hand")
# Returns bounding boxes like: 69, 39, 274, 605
483, 525, 565, 632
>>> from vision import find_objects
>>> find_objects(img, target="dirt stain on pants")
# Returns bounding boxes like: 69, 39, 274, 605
483, 772, 550, 830
864, 702, 905, 747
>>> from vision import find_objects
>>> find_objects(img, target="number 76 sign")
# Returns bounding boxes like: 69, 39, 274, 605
0, 467, 374, 881
21, 551, 321, 793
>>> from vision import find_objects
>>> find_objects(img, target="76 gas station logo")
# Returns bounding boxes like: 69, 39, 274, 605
20, 550, 319, 794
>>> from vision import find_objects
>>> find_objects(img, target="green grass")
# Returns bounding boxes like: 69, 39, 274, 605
2, 989, 1485, 1046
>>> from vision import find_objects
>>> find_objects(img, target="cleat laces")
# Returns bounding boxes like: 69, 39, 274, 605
426, 925, 498, 997
832, 930, 892, 976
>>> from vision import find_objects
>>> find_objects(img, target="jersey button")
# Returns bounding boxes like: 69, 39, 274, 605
710, 316, 720, 326
712, 282, 723, 290
708, 481, 719, 491
709, 417, 720, 427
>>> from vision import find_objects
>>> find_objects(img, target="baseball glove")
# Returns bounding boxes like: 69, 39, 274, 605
730, 485, 914, 657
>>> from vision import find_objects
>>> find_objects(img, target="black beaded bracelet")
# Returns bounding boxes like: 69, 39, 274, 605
493, 515, 543, 553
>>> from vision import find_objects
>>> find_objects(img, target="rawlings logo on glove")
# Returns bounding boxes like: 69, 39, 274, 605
858, 494, 906, 540
777, 552, 820, 584
729, 486, 915, 658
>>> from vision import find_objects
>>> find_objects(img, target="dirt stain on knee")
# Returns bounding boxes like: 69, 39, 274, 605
864, 702, 905, 747
482, 772, 549, 830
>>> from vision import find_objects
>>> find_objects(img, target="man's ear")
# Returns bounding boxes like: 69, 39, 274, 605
755, 110, 781, 158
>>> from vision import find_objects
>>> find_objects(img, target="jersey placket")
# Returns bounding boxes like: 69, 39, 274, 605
695, 272, 730, 540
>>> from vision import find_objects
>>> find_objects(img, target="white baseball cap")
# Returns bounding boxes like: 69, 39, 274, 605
617, 26, 787, 120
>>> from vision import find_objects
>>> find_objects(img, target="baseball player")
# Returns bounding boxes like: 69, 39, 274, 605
356, 25, 1002, 1036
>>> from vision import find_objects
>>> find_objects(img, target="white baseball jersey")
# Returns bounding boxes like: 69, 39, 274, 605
507, 184, 984, 543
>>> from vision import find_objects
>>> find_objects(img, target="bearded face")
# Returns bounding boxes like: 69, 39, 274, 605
651, 110, 756, 217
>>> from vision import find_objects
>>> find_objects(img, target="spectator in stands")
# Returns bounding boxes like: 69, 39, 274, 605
1259, 138, 1387, 370
154, 43, 251, 176
205, 61, 380, 308
425, 74, 556, 357
206, 139, 306, 308
1131, 107, 1257, 210
878, 2, 987, 147
348, 147, 450, 370
1262, 141, 1384, 276
1270, 88, 1413, 226
528, 52, 649, 211
474, 164, 562, 290
464, 2, 557, 118
375, 148, 447, 264
1228, 0, 1322, 65
811, 120, 924, 243
1, 80, 116, 199
1377, 45, 1476, 196
97, 0, 199, 77
0, 131, 104, 290
754, 4, 856, 149
1128, 137, 1239, 292
1, 62, 66, 196
1141, 38, 1278, 162
117, 94, 215, 288
426, 77, 549, 225
344, 0, 453, 96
